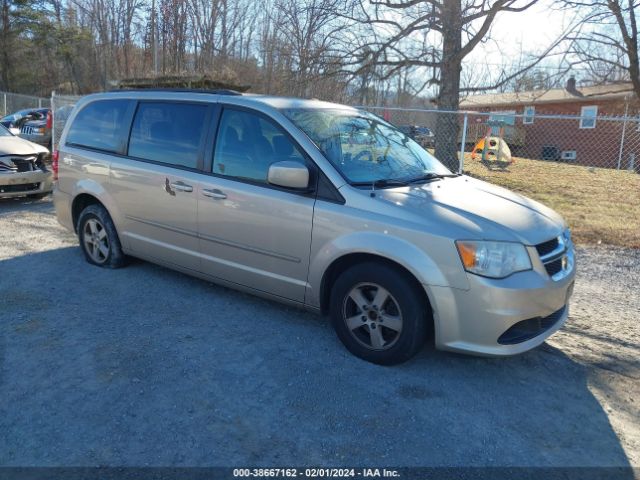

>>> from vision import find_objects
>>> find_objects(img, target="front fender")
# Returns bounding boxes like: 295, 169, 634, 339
306, 231, 465, 308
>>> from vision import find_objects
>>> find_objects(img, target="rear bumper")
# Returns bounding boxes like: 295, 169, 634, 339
0, 170, 53, 198
53, 187, 74, 231
426, 250, 576, 356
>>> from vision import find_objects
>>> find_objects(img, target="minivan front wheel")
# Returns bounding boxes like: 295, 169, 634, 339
77, 204, 126, 268
330, 263, 428, 365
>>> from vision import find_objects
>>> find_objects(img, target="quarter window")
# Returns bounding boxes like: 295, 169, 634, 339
213, 109, 305, 184
580, 106, 598, 129
66, 100, 132, 153
128, 102, 208, 169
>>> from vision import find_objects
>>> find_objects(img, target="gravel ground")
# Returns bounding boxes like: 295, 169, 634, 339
0, 196, 638, 468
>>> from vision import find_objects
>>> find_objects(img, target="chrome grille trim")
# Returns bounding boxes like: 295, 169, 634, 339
539, 235, 567, 263
536, 233, 574, 281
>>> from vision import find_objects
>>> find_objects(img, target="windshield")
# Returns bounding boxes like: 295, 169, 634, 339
282, 108, 450, 184
0, 124, 12, 136
1, 114, 17, 123
2, 109, 32, 122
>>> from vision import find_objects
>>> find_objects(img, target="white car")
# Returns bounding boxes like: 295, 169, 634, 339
0, 123, 52, 199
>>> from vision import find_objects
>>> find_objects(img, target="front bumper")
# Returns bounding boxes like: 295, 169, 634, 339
427, 245, 576, 356
0, 170, 53, 198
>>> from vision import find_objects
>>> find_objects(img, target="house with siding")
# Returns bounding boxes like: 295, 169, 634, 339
459, 79, 639, 170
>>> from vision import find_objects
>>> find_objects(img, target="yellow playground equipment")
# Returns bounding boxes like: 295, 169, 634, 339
471, 121, 513, 169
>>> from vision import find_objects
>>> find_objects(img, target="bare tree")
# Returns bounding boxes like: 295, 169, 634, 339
346, 0, 566, 170
563, 0, 640, 97
273, 0, 345, 96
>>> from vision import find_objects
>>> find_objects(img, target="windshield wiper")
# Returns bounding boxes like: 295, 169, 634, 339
351, 178, 410, 188
407, 172, 461, 184
351, 178, 410, 197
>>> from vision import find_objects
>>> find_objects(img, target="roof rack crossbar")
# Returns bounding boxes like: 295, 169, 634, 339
111, 88, 243, 96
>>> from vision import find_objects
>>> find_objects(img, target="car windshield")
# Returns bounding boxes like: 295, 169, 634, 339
0, 124, 12, 136
282, 108, 450, 184
1, 114, 17, 123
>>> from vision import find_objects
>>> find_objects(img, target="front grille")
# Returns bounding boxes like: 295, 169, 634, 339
536, 238, 559, 257
545, 258, 563, 276
0, 156, 38, 173
535, 235, 571, 279
0, 182, 40, 193
0, 160, 15, 172
497, 306, 566, 345
12, 159, 35, 172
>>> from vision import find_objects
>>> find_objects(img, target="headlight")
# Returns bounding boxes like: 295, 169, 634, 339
562, 228, 571, 244
456, 240, 532, 278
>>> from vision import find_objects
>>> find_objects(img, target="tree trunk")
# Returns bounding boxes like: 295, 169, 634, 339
434, 1, 462, 173
0, 0, 11, 90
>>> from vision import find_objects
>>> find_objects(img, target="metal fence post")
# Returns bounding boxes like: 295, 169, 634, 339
459, 112, 468, 174
617, 97, 630, 169
2, 93, 6, 116
51, 91, 55, 152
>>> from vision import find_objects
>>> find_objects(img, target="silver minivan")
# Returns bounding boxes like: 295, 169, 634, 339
53, 90, 575, 364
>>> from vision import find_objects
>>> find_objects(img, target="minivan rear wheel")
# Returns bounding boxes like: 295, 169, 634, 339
329, 262, 428, 365
77, 204, 127, 268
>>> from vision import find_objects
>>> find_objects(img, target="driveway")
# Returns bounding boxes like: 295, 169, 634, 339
0, 197, 638, 469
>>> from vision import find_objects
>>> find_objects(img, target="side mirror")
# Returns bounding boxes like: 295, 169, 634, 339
268, 160, 309, 189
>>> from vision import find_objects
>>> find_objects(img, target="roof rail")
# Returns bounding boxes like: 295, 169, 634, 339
110, 88, 243, 96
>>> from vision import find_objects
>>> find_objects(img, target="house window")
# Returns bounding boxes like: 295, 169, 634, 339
523, 106, 535, 124
489, 110, 516, 126
488, 110, 516, 135
580, 105, 598, 129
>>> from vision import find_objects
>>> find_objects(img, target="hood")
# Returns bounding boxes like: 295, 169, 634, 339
374, 175, 565, 245
0, 135, 49, 156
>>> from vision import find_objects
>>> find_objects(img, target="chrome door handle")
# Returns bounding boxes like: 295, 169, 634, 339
202, 188, 227, 199
170, 181, 193, 192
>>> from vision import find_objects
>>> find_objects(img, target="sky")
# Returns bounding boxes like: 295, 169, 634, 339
379, 0, 587, 98
465, 0, 582, 83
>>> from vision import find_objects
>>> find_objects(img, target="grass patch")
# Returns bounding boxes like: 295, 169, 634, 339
462, 156, 640, 248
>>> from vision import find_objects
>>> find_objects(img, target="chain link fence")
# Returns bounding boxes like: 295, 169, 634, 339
47, 94, 640, 175
0, 91, 48, 117
360, 106, 640, 174
50, 92, 81, 152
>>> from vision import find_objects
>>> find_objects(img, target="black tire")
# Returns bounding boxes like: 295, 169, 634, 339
77, 203, 127, 268
329, 262, 429, 365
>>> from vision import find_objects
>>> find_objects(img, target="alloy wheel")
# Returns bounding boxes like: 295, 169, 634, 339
342, 282, 403, 351
83, 218, 110, 264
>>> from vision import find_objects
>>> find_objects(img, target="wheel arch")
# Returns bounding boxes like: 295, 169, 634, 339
319, 253, 435, 339
71, 193, 103, 232
69, 178, 122, 234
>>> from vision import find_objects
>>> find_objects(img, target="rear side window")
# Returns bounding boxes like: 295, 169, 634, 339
66, 100, 131, 153
128, 102, 208, 169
